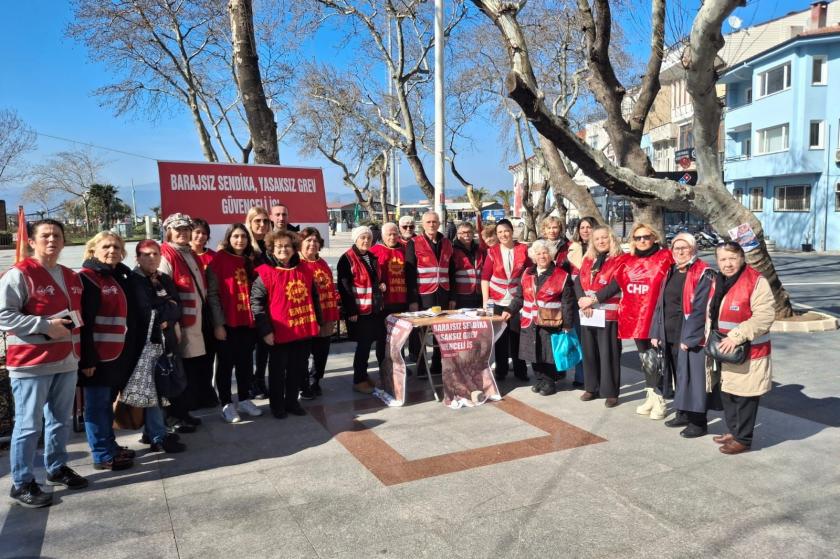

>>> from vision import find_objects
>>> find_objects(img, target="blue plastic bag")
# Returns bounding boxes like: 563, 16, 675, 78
551, 330, 583, 371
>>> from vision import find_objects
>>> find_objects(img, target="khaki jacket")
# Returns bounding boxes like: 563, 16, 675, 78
705, 275, 774, 397
567, 242, 584, 271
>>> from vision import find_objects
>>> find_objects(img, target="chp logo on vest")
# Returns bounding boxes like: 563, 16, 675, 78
626, 283, 650, 295
387, 257, 403, 275
312, 267, 332, 290
102, 285, 119, 295
234, 267, 248, 287
285, 279, 308, 304
71, 286, 83, 295
35, 285, 56, 297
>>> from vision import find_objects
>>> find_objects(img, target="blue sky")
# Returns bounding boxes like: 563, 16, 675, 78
0, 0, 811, 215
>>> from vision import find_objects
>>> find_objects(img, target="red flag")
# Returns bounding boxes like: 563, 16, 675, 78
14, 206, 28, 264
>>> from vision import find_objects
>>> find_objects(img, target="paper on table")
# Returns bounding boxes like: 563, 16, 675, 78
579, 308, 606, 328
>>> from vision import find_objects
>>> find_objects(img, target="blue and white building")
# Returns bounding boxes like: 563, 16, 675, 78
721, 4, 840, 251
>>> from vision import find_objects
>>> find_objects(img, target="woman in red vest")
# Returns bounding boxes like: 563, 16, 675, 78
190, 218, 216, 270
299, 227, 340, 399
511, 240, 575, 396
481, 219, 532, 381
338, 226, 385, 394
649, 233, 715, 437
567, 216, 598, 388
78, 232, 136, 471
251, 229, 321, 418
245, 206, 272, 399
706, 242, 774, 455
452, 221, 484, 309
159, 213, 210, 429
207, 223, 262, 424
369, 223, 408, 364
581, 222, 673, 416
575, 225, 626, 407
540, 216, 571, 267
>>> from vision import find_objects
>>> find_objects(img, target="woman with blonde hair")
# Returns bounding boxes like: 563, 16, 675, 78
540, 216, 570, 266
580, 222, 673, 416
574, 225, 626, 407
245, 206, 272, 398
78, 232, 137, 470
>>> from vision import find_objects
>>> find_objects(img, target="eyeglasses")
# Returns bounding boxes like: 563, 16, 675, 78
401, 225, 415, 229
633, 235, 654, 242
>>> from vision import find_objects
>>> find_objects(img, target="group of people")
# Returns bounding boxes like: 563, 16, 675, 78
1, 207, 773, 509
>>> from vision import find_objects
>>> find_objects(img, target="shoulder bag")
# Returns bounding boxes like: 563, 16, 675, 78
120, 310, 163, 408
705, 330, 749, 365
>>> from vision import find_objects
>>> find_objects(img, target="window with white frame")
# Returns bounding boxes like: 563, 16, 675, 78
733, 188, 744, 204
756, 124, 789, 154
774, 185, 811, 212
758, 62, 791, 97
812, 56, 827, 85
809, 120, 825, 149
679, 124, 694, 150
749, 187, 764, 211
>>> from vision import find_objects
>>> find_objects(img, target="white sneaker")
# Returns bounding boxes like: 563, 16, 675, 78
237, 399, 263, 417
221, 403, 241, 423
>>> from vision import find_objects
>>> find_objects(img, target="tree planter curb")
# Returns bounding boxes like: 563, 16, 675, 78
770, 312, 839, 333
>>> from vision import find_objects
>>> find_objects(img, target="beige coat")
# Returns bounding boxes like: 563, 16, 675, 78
159, 243, 207, 359
705, 275, 774, 397
567, 242, 584, 271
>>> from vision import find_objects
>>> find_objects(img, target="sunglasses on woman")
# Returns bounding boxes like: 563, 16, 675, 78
633, 234, 653, 242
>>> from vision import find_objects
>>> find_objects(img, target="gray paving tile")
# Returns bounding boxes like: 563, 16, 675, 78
42, 530, 179, 559
259, 453, 381, 506
331, 529, 463, 559
166, 476, 282, 531
290, 488, 432, 557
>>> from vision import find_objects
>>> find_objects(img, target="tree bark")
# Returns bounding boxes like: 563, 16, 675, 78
228, 0, 279, 165
380, 169, 390, 223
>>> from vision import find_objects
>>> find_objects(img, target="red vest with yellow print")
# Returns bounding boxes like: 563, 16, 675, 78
300, 257, 340, 322
255, 263, 319, 343
715, 265, 771, 359
519, 266, 569, 329
452, 244, 484, 296
370, 243, 407, 306
485, 243, 530, 302
579, 254, 626, 321
5, 258, 83, 368
344, 248, 374, 314
208, 250, 254, 328
412, 235, 453, 294
79, 268, 127, 362
160, 243, 204, 328
616, 248, 673, 339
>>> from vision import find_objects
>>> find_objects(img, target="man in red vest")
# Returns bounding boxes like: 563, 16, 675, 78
1, 219, 89, 508
405, 211, 455, 375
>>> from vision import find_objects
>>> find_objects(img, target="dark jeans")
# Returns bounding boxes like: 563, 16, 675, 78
216, 326, 256, 404
268, 339, 310, 414
494, 307, 526, 378
349, 313, 384, 383
82, 385, 117, 464
721, 392, 760, 446
310, 335, 331, 382
254, 339, 270, 391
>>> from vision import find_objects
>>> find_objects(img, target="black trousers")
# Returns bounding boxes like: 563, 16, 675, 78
309, 335, 331, 382
581, 322, 622, 398
216, 326, 256, 405
167, 355, 209, 419
349, 313, 384, 384
455, 293, 482, 309
494, 307, 526, 378
268, 339, 310, 414
721, 392, 760, 446
533, 362, 558, 382
254, 340, 270, 391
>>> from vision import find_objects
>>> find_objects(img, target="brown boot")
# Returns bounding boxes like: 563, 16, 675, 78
579, 391, 597, 402
713, 433, 734, 445
719, 440, 750, 455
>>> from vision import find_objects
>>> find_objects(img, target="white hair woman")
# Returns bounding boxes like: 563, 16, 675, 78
510, 240, 575, 395
337, 226, 386, 393
649, 232, 714, 436
369, 222, 408, 364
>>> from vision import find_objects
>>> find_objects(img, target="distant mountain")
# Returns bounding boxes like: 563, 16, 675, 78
325, 183, 467, 206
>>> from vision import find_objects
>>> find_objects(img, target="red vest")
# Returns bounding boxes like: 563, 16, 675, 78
715, 266, 771, 359
300, 257, 340, 322
412, 235, 453, 294
484, 243, 530, 302
80, 268, 128, 362
681, 259, 709, 318
554, 241, 570, 267
452, 244, 485, 296
520, 266, 569, 329
370, 244, 407, 306
5, 259, 83, 368
579, 254, 626, 321
255, 263, 319, 343
616, 248, 673, 339
208, 250, 254, 328
195, 249, 216, 271
345, 249, 375, 314
161, 243, 205, 328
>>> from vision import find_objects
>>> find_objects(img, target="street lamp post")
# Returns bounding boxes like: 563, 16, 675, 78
434, 0, 445, 229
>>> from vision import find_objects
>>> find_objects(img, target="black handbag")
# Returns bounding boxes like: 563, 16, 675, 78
705, 330, 750, 365
639, 348, 664, 387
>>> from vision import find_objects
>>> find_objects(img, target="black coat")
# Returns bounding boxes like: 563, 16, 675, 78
650, 264, 715, 413
128, 268, 182, 363
514, 263, 576, 365
78, 260, 137, 389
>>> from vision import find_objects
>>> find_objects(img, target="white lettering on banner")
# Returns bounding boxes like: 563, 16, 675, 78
170, 174, 259, 192
217, 175, 257, 192
297, 178, 317, 192
626, 283, 649, 295
220, 196, 283, 215
257, 176, 298, 192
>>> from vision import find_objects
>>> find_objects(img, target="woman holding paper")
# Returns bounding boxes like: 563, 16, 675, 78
511, 240, 575, 396
574, 225, 625, 407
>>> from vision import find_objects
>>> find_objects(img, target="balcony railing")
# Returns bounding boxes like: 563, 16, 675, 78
724, 154, 751, 163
